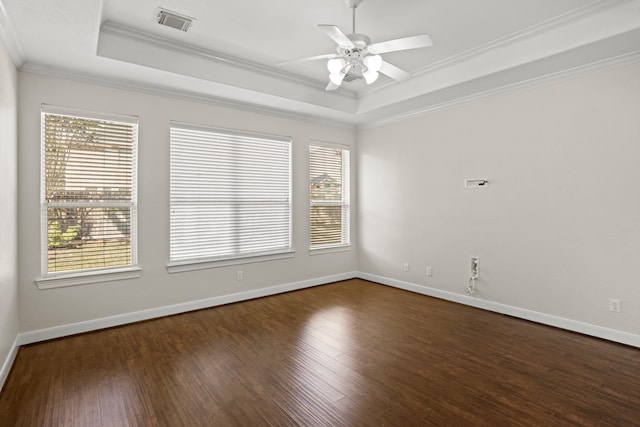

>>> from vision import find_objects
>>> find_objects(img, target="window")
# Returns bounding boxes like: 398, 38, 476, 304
40, 106, 138, 283
309, 144, 350, 249
169, 123, 292, 270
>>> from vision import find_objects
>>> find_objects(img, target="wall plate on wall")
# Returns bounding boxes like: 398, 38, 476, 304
465, 179, 489, 188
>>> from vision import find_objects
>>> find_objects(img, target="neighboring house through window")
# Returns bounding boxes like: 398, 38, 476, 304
309, 143, 350, 249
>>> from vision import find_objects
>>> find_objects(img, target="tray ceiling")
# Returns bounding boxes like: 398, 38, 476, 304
1, 0, 639, 126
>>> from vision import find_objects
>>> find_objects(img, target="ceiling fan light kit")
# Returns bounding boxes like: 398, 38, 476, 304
362, 54, 382, 83
329, 68, 349, 85
279, 0, 433, 91
327, 58, 346, 75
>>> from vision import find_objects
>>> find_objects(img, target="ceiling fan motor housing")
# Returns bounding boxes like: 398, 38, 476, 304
348, 33, 371, 48
344, 0, 364, 8
337, 34, 372, 65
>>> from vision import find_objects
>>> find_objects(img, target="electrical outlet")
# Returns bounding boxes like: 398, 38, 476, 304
470, 257, 479, 279
403, 262, 410, 272
426, 267, 433, 277
609, 298, 621, 313
237, 270, 243, 281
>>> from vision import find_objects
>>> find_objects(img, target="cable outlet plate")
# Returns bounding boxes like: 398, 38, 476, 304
609, 298, 621, 313
465, 179, 489, 188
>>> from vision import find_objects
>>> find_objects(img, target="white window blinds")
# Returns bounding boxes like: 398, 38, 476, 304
42, 108, 138, 275
309, 144, 350, 249
170, 124, 292, 265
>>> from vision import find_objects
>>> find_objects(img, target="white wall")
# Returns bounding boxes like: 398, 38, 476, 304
358, 62, 640, 337
14, 60, 640, 344
0, 35, 19, 386
18, 72, 357, 333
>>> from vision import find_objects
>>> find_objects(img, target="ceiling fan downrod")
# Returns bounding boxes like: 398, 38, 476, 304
345, 0, 363, 34
352, 3, 356, 34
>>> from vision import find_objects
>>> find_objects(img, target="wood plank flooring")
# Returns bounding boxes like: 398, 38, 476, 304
1, 279, 639, 426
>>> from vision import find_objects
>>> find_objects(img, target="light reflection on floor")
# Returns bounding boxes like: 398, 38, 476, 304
284, 306, 366, 420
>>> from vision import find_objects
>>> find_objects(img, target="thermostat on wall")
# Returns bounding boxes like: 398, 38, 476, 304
465, 179, 489, 188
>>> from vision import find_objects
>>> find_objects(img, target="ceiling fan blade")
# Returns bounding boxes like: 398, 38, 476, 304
326, 81, 340, 91
276, 53, 340, 66
368, 34, 433, 55
318, 24, 355, 49
379, 60, 411, 82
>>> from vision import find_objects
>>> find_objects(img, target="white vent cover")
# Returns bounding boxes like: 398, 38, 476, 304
157, 9, 193, 32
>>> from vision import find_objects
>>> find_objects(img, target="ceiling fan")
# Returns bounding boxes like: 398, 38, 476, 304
278, 0, 433, 91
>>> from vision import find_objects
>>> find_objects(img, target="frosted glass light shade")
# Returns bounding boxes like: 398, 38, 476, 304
363, 54, 382, 72
362, 69, 379, 84
327, 58, 346, 74
329, 71, 346, 85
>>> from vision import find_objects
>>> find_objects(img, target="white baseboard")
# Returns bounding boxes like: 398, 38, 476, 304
11, 269, 637, 386
19, 271, 358, 346
359, 272, 640, 348
0, 336, 20, 392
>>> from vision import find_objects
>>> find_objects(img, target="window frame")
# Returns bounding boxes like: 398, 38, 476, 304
309, 141, 351, 252
36, 105, 140, 289
167, 122, 294, 273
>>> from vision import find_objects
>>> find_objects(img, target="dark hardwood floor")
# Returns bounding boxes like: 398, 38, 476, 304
1, 279, 639, 426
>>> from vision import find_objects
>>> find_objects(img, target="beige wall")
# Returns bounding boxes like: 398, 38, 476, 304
0, 35, 19, 384
12, 56, 640, 344
358, 62, 640, 335
18, 72, 357, 333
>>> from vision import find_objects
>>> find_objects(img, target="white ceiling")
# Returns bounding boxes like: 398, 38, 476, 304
1, 0, 639, 126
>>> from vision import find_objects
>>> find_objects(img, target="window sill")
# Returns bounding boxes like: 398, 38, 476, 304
309, 245, 352, 255
167, 250, 296, 274
36, 266, 142, 290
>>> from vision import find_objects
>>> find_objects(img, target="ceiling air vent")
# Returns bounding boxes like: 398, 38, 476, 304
157, 8, 193, 32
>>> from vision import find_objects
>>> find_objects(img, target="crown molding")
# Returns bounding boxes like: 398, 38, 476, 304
0, 0, 24, 66
364, 0, 640, 104
98, 22, 360, 115
18, 6, 640, 131
100, 22, 357, 98
364, 0, 624, 95
414, 0, 629, 79
359, 49, 640, 129
19, 62, 357, 129
20, 46, 640, 131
